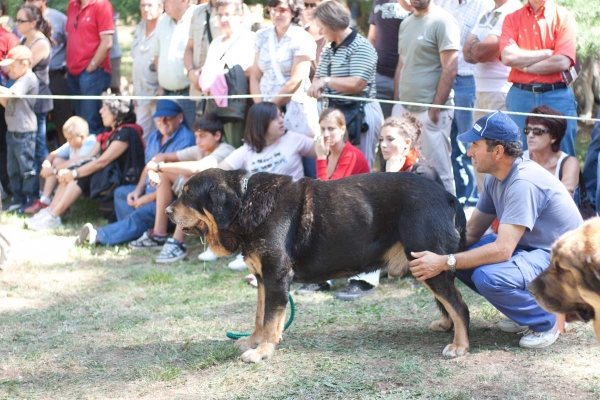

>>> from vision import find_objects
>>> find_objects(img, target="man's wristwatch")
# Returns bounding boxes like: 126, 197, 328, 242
446, 254, 456, 273
72, 168, 78, 179
156, 162, 163, 172
324, 76, 331, 88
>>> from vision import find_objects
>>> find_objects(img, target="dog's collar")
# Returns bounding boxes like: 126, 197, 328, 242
242, 177, 249, 191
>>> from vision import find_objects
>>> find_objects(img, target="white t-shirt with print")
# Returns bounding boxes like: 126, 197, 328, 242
222, 131, 313, 179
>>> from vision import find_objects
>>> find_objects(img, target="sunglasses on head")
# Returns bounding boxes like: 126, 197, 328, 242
523, 127, 550, 136
305, 2, 318, 8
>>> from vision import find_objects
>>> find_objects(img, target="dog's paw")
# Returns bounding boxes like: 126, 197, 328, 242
429, 318, 454, 332
235, 336, 259, 352
240, 342, 276, 363
442, 343, 469, 358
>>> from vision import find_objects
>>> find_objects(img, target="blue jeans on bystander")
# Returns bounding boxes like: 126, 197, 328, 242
450, 75, 476, 201
455, 234, 556, 333
582, 109, 600, 211
95, 184, 157, 246
34, 112, 48, 173
67, 68, 111, 135
6, 131, 38, 204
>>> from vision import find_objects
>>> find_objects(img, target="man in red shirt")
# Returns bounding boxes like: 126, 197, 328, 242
65, 0, 114, 135
0, 0, 19, 199
499, 0, 578, 156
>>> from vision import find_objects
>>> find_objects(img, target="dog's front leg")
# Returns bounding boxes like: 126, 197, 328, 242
241, 280, 289, 363
235, 281, 265, 352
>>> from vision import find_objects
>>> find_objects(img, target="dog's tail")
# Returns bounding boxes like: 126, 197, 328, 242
449, 195, 467, 252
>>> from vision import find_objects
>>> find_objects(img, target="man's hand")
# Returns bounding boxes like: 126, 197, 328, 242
555, 313, 567, 333
148, 170, 161, 187
152, 154, 170, 164
428, 107, 440, 124
307, 78, 325, 99
40, 161, 54, 179
409, 251, 448, 281
85, 60, 98, 73
127, 190, 140, 207
133, 193, 152, 209
188, 68, 201, 91
147, 160, 159, 172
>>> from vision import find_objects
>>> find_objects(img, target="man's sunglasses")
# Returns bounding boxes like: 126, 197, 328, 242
523, 127, 550, 136
305, 2, 318, 8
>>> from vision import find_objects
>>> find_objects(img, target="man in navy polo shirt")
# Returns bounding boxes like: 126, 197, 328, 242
409, 111, 582, 349
76, 99, 195, 247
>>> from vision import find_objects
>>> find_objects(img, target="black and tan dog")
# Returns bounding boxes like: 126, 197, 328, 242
166, 169, 470, 362
529, 218, 600, 344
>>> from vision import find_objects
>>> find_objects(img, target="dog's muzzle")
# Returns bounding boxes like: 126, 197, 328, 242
181, 220, 208, 237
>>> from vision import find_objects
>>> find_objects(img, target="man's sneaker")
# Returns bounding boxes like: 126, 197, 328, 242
198, 247, 218, 261
497, 318, 528, 333
334, 280, 375, 301
128, 230, 168, 250
24, 199, 48, 215
76, 223, 97, 246
295, 282, 331, 295
27, 210, 61, 231
519, 326, 560, 349
156, 238, 188, 263
2, 200, 23, 213
227, 254, 247, 270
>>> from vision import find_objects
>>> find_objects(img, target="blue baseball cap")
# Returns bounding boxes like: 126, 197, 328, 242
458, 111, 520, 144
153, 99, 183, 118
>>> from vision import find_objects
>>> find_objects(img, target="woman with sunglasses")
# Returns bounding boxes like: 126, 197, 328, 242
523, 106, 579, 196
301, 0, 325, 81
16, 5, 53, 189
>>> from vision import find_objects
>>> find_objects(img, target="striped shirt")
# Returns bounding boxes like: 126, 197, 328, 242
316, 29, 378, 103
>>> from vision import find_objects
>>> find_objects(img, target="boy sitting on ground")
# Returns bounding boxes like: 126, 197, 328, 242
128, 112, 235, 263
25, 116, 96, 215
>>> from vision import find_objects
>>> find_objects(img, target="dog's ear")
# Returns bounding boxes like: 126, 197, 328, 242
206, 183, 242, 229
237, 176, 286, 232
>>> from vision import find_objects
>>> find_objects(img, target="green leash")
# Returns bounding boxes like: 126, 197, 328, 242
226, 294, 296, 340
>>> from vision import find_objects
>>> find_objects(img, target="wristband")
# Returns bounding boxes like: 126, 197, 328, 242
72, 168, 78, 179
53, 167, 57, 175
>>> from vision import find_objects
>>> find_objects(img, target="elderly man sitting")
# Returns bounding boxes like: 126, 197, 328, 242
76, 99, 195, 247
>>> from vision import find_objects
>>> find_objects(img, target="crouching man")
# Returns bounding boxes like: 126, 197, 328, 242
409, 111, 582, 348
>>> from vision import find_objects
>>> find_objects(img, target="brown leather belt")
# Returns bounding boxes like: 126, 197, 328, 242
513, 82, 567, 93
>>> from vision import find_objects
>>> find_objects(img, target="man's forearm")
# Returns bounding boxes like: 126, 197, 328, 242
91, 35, 113, 68
455, 241, 512, 271
522, 54, 572, 76
501, 46, 552, 68
432, 66, 456, 107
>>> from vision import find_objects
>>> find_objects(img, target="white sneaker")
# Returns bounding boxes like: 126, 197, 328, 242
24, 208, 49, 228
227, 254, 247, 271
198, 247, 218, 261
76, 223, 97, 246
519, 326, 560, 349
27, 210, 61, 231
497, 318, 528, 333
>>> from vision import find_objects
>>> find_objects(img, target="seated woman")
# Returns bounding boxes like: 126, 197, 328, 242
25, 97, 145, 230
199, 101, 316, 271
127, 113, 235, 263
295, 108, 372, 297
523, 106, 579, 196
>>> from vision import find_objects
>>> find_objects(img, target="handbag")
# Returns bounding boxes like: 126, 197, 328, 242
578, 171, 596, 220
325, 55, 368, 145
89, 161, 122, 202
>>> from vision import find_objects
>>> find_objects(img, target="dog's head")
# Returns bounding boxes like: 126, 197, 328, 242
529, 219, 600, 324
166, 169, 247, 255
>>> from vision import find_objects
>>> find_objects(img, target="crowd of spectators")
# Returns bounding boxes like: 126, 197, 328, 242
0, 0, 596, 350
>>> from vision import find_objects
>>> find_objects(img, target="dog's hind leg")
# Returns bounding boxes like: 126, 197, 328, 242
423, 272, 470, 357
429, 299, 454, 332
235, 280, 265, 352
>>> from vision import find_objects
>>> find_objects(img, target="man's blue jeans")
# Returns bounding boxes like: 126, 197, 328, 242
96, 184, 157, 246
6, 131, 38, 204
582, 109, 600, 210
451, 75, 476, 200
67, 68, 111, 135
506, 85, 578, 156
455, 234, 555, 332
34, 112, 48, 173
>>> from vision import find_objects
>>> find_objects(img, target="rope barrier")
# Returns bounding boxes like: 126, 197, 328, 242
0, 92, 598, 123
226, 293, 295, 340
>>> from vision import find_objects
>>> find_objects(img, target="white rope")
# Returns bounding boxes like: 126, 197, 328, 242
0, 91, 598, 123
